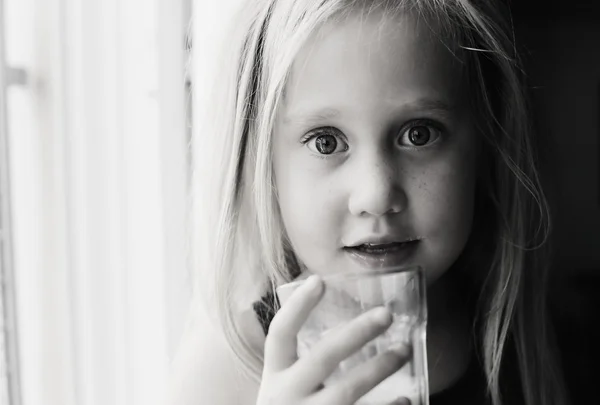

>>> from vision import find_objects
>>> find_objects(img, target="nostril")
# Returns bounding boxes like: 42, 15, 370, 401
348, 188, 407, 217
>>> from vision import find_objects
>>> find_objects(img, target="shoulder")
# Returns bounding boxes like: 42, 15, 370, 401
163, 301, 264, 405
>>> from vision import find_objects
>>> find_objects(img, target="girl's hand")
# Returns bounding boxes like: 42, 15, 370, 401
256, 275, 411, 405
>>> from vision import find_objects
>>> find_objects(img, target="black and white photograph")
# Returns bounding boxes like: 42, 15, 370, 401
0, 1, 598, 404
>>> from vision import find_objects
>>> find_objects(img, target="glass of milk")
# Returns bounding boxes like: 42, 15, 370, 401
276, 266, 428, 405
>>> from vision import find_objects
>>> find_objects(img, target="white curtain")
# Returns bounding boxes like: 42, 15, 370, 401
4, 0, 192, 404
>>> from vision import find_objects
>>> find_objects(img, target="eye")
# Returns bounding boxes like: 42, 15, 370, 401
302, 127, 349, 155
398, 121, 443, 147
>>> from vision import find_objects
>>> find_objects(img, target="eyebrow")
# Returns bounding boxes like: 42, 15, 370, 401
282, 98, 457, 126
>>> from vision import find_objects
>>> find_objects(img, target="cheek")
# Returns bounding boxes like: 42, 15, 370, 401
274, 152, 343, 266
413, 151, 477, 275
427, 169, 476, 236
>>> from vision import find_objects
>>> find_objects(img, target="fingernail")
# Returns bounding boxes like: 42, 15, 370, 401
372, 307, 392, 325
389, 397, 411, 405
305, 275, 322, 289
389, 343, 411, 358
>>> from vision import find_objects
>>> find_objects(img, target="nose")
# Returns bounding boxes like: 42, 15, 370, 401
347, 152, 407, 217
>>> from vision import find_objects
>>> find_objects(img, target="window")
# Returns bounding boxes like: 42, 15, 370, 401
0, 0, 192, 404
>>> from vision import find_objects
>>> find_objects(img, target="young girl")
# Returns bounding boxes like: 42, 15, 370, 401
167, 0, 570, 404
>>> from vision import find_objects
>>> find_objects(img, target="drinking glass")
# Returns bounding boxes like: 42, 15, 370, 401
276, 266, 428, 405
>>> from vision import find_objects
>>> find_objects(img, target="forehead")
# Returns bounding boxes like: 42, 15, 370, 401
280, 11, 467, 121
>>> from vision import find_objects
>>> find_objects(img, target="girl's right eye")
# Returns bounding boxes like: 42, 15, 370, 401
301, 127, 349, 155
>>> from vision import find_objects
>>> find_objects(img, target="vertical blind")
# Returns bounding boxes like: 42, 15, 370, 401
2, 0, 192, 404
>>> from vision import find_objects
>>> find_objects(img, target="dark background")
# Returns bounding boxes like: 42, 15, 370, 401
507, 1, 599, 402
511, 0, 600, 18
511, 0, 600, 271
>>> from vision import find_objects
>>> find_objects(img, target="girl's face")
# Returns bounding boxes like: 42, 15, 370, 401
273, 12, 477, 284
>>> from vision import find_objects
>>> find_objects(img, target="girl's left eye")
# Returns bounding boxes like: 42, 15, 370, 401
398, 121, 443, 147
301, 128, 349, 155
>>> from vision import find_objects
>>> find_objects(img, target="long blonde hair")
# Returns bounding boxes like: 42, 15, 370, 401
191, 1, 569, 404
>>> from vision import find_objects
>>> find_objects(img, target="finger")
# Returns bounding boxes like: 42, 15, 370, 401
388, 397, 411, 405
263, 275, 324, 374
287, 306, 394, 394
309, 345, 411, 405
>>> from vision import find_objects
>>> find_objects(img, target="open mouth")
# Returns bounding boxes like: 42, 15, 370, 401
343, 239, 420, 267
347, 241, 418, 254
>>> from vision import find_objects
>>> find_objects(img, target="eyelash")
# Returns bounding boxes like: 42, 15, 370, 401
398, 119, 446, 150
299, 119, 447, 154
300, 127, 348, 155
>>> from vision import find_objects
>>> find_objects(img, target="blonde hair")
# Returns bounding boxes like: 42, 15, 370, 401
191, 1, 569, 404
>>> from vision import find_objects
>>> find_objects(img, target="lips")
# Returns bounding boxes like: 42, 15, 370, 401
351, 241, 414, 254
343, 239, 420, 268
